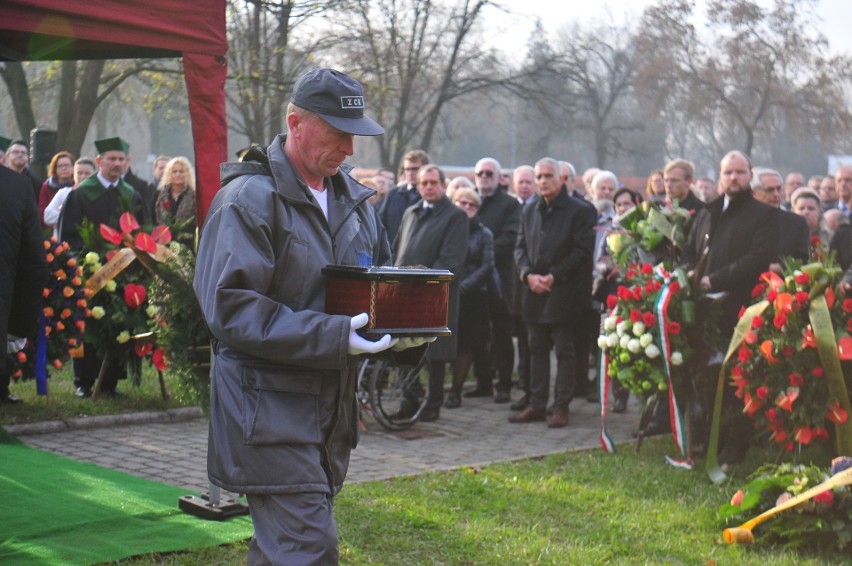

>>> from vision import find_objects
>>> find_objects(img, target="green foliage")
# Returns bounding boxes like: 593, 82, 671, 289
148, 243, 212, 411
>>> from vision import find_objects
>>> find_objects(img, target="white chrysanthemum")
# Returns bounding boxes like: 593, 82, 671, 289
604, 316, 617, 332
616, 321, 628, 337
639, 333, 654, 348
84, 252, 100, 265
606, 333, 619, 348
671, 351, 683, 366
627, 338, 641, 354
597, 336, 608, 350
645, 344, 660, 359
632, 321, 646, 336
619, 334, 631, 349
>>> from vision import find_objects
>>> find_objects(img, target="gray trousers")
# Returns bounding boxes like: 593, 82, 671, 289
528, 322, 576, 411
245, 492, 338, 565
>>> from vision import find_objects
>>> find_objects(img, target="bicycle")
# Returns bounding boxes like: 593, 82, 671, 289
356, 356, 430, 431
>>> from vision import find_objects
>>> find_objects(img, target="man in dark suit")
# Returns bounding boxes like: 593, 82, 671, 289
664, 158, 704, 215
394, 164, 468, 422
1, 166, 48, 403
511, 157, 596, 428
4, 140, 43, 201
683, 150, 779, 464
509, 165, 536, 410
469, 157, 521, 403
379, 149, 429, 247
751, 167, 809, 270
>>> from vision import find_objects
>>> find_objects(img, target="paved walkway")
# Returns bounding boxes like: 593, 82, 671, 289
11, 391, 640, 496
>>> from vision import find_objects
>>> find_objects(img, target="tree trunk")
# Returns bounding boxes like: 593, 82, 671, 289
0, 62, 37, 140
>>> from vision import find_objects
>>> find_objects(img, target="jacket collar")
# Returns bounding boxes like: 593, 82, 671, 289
536, 186, 569, 212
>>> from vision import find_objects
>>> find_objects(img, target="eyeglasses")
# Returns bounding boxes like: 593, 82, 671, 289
7, 150, 27, 156
475, 170, 494, 178
761, 186, 783, 193
403, 166, 421, 173
456, 200, 479, 209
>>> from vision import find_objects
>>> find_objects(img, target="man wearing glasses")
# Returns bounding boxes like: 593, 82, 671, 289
379, 149, 429, 246
4, 140, 42, 200
752, 166, 809, 273
468, 157, 521, 404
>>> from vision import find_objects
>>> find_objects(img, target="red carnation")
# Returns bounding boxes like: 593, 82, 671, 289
642, 312, 656, 327
630, 309, 642, 323
773, 312, 787, 329
606, 295, 618, 310
788, 372, 803, 387
632, 287, 643, 300
667, 321, 681, 335
756, 386, 769, 400
669, 281, 681, 294
795, 291, 809, 304
751, 283, 766, 298
795, 272, 810, 285
641, 263, 653, 275
744, 331, 758, 345
738, 347, 752, 364
844, 299, 852, 313
751, 315, 764, 329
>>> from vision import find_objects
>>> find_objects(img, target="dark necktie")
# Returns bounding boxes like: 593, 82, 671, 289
421, 206, 431, 220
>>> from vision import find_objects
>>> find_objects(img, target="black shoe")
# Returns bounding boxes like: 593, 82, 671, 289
463, 387, 492, 398
75, 386, 91, 398
444, 393, 461, 409
0, 393, 22, 404
612, 395, 628, 413
509, 394, 529, 411
419, 406, 440, 422
494, 390, 511, 404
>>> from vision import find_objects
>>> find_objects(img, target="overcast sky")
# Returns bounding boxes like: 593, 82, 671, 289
491, 0, 851, 63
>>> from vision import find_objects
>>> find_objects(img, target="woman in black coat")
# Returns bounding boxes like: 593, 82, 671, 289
445, 187, 496, 408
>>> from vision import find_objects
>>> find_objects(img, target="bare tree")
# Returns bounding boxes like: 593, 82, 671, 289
335, 0, 502, 170
225, 0, 342, 144
636, 0, 852, 163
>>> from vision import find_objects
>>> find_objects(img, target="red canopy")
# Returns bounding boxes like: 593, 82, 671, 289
0, 0, 227, 224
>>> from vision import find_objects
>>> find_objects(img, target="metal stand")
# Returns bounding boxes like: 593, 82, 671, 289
179, 483, 249, 520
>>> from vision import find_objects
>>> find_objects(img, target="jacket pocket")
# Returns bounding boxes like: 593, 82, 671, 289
241, 364, 322, 446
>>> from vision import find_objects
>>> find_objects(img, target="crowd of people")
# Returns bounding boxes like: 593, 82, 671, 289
4, 65, 852, 563
0, 134, 197, 402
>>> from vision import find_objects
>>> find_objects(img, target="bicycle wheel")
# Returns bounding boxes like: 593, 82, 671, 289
368, 358, 429, 431
356, 357, 379, 414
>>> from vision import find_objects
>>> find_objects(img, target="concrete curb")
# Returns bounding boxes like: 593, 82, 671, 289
5, 407, 204, 436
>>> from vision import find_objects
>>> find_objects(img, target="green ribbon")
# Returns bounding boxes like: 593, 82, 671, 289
706, 300, 769, 484
809, 295, 852, 456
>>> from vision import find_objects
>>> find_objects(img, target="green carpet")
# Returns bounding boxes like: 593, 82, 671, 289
0, 427, 253, 565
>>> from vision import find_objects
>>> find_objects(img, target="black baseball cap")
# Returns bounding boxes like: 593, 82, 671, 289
291, 68, 384, 137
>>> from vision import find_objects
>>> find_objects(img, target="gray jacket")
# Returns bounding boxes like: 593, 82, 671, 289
193, 134, 391, 495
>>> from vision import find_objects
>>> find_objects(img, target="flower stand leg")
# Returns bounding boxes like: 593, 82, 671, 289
90, 351, 111, 401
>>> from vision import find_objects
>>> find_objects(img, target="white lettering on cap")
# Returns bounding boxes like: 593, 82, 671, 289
341, 96, 364, 109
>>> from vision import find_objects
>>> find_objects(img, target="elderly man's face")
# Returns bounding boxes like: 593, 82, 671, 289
535, 163, 561, 203
664, 167, 691, 201
835, 166, 852, 203
475, 160, 499, 196
514, 169, 535, 201
719, 153, 752, 197
785, 173, 805, 202
97, 150, 127, 182
753, 174, 783, 208
290, 112, 354, 183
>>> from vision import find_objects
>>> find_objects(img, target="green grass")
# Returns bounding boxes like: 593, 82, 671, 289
111, 439, 849, 565
0, 364, 191, 426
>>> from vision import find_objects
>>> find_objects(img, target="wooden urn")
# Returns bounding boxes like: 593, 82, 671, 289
322, 265, 453, 337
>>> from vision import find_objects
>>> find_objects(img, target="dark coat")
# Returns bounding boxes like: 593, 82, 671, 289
678, 191, 705, 215
458, 218, 495, 296
58, 175, 144, 250
477, 189, 521, 304
194, 135, 391, 494
378, 183, 421, 248
776, 209, 810, 263
684, 190, 778, 332
124, 168, 155, 223
830, 222, 852, 272
394, 196, 468, 361
515, 187, 596, 324
1, 167, 48, 372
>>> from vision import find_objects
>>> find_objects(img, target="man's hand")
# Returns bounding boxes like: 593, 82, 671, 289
347, 313, 395, 355
700, 275, 712, 292
527, 274, 553, 294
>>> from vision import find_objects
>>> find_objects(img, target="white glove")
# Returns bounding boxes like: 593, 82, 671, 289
7, 334, 27, 354
391, 336, 437, 351
347, 313, 395, 355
